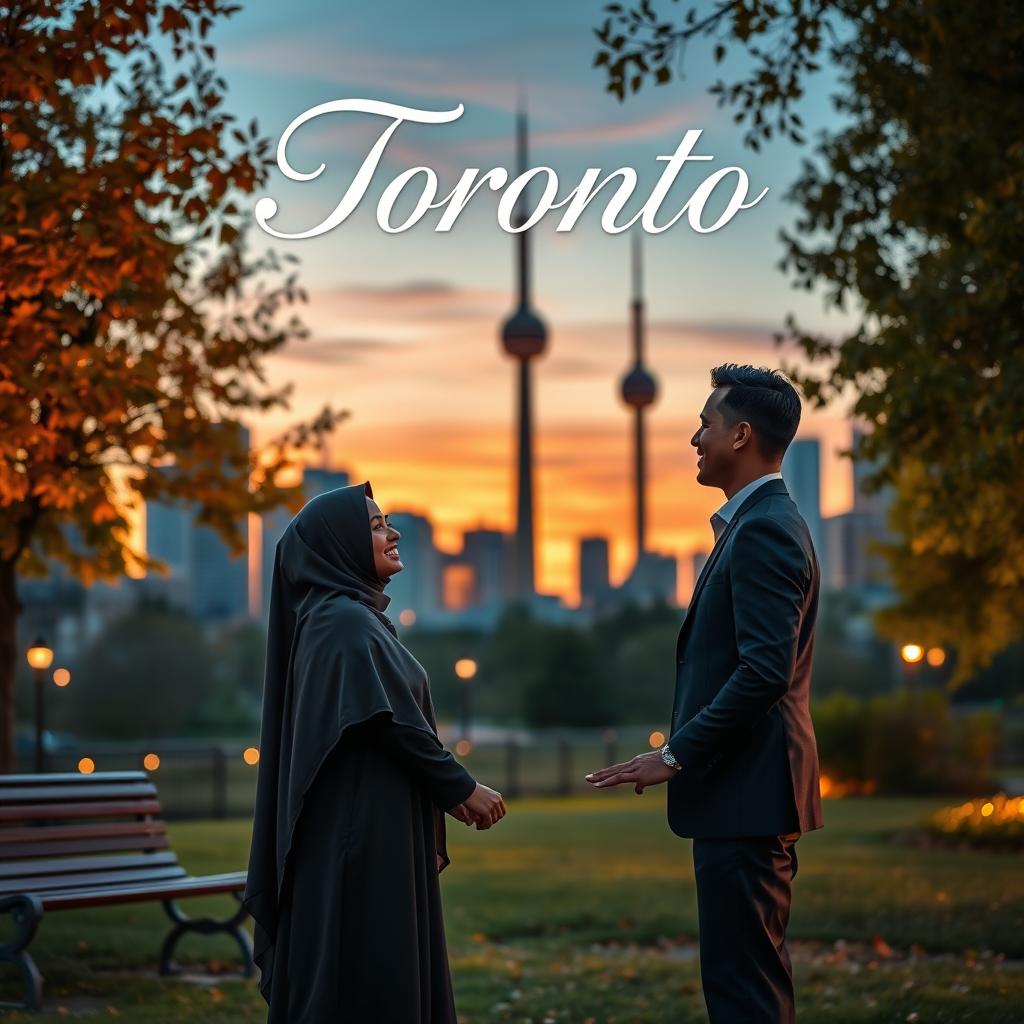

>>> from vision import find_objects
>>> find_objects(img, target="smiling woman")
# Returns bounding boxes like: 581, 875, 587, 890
253, 98, 768, 239
366, 495, 405, 576
243, 481, 507, 1022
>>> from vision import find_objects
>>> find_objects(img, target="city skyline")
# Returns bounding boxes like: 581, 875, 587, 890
121, 1, 862, 605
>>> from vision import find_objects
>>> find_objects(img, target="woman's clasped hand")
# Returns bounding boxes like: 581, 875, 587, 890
448, 783, 506, 829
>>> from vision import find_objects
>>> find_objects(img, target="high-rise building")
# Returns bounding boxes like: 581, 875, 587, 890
620, 235, 658, 564
385, 511, 442, 624
191, 517, 248, 620
822, 512, 890, 590
145, 423, 251, 621
500, 102, 548, 602
461, 529, 508, 607
782, 438, 823, 558
822, 425, 892, 591
621, 551, 678, 607
851, 425, 893, 516
579, 537, 611, 609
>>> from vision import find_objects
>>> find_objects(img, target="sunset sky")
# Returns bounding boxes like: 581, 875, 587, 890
196, 1, 860, 602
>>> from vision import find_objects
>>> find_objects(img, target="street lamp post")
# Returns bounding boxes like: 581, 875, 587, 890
26, 638, 54, 773
454, 658, 478, 741
899, 643, 924, 692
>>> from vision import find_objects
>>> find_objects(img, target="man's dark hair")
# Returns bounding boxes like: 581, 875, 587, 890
710, 363, 801, 458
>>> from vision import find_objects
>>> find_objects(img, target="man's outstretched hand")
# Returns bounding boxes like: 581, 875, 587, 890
586, 751, 677, 794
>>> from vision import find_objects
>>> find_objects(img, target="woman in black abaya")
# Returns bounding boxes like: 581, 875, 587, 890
243, 481, 506, 1023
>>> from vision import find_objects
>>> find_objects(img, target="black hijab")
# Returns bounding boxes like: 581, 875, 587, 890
241, 481, 449, 1003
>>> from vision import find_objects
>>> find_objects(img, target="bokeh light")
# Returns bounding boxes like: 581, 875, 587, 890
926, 647, 946, 667
455, 658, 478, 680
52, 667, 71, 687
455, 739, 473, 757
78, 757, 95, 774
900, 643, 924, 664
26, 643, 54, 670
243, 746, 260, 765
648, 731, 665, 748
143, 752, 160, 771
399, 609, 416, 626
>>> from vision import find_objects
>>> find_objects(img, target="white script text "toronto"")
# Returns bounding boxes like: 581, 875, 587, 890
253, 99, 768, 239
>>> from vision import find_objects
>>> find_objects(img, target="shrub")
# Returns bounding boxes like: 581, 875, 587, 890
812, 691, 1000, 795
924, 794, 1024, 850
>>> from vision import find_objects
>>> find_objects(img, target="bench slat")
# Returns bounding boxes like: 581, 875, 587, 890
0, 863, 188, 896
0, 851, 179, 880
0, 834, 171, 860
0, 783, 157, 803
0, 799, 163, 823
41, 871, 247, 911
0, 820, 166, 846
0, 771, 150, 787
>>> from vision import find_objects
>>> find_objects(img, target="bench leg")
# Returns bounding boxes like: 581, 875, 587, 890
0, 894, 45, 1012
159, 892, 254, 979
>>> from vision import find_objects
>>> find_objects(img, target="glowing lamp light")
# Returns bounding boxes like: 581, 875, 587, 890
648, 731, 666, 748
926, 647, 946, 667
26, 640, 54, 670
900, 644, 924, 664
78, 757, 95, 774
455, 739, 472, 757
53, 668, 71, 687
454, 658, 478, 681
243, 746, 260, 765
143, 753, 160, 771
819, 775, 833, 798
981, 802, 994, 817
399, 609, 416, 627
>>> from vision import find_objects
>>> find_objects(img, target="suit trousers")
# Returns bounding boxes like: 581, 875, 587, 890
692, 833, 801, 1023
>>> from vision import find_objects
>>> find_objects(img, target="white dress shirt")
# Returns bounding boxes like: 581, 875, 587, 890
710, 472, 784, 542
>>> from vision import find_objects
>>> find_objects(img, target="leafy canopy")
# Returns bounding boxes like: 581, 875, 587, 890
0, 0, 344, 587
594, 0, 1024, 680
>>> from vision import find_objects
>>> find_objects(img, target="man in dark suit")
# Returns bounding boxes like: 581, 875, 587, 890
587, 363, 823, 1023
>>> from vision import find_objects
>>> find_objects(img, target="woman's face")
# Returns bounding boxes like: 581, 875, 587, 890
365, 497, 404, 578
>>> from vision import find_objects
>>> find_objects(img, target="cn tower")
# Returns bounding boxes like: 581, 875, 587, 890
620, 234, 658, 561
500, 103, 548, 600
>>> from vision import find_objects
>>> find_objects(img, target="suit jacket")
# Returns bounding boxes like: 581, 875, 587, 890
667, 478, 823, 839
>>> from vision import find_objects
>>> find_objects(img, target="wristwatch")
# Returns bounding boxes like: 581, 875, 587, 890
660, 743, 682, 771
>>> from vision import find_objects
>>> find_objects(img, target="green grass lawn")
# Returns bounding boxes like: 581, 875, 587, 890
1, 796, 1022, 1022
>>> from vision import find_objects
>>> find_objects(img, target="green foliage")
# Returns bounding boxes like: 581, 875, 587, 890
813, 691, 1001, 795
522, 628, 614, 728
593, 1, 1024, 679
405, 604, 680, 728
43, 604, 265, 740
56, 605, 217, 739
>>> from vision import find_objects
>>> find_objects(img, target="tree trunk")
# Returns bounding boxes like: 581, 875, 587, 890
0, 557, 21, 774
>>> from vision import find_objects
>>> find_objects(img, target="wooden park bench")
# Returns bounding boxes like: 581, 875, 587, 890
0, 770, 253, 1012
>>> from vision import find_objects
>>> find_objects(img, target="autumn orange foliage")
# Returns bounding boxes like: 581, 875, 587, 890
0, 1, 343, 770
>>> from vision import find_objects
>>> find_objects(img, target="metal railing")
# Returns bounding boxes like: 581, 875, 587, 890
11, 728, 658, 820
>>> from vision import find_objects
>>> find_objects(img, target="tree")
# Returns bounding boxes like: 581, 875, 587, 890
594, 1, 1024, 680
57, 605, 216, 739
523, 628, 616, 728
0, 1, 345, 770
